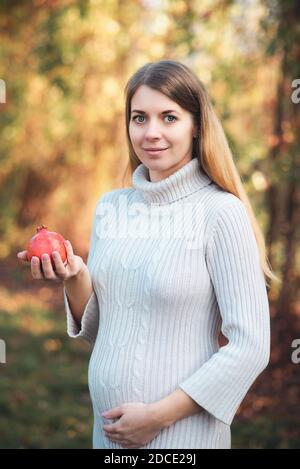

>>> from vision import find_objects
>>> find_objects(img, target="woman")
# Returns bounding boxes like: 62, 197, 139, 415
18, 60, 276, 449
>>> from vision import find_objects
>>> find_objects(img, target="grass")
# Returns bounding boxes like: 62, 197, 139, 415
232, 416, 300, 449
0, 285, 92, 449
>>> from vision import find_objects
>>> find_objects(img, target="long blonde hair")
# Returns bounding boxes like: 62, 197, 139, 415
122, 60, 280, 288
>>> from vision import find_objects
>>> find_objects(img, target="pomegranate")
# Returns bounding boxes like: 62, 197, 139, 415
27, 225, 67, 269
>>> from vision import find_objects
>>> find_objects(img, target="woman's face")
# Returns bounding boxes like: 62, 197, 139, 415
129, 85, 196, 182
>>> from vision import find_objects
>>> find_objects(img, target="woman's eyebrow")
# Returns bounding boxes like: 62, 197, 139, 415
131, 109, 179, 114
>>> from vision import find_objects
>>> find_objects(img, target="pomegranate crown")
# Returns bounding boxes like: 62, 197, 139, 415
36, 225, 48, 233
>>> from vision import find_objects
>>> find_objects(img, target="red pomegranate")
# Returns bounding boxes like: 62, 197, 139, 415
27, 225, 67, 269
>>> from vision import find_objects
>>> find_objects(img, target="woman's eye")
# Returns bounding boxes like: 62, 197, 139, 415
132, 115, 177, 123
132, 115, 145, 123
166, 115, 176, 122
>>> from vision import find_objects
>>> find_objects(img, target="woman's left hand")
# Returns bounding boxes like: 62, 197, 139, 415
102, 402, 163, 448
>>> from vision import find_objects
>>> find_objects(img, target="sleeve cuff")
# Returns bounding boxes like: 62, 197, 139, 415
178, 382, 234, 426
63, 286, 99, 347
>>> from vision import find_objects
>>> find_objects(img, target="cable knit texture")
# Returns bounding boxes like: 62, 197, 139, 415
63, 157, 271, 449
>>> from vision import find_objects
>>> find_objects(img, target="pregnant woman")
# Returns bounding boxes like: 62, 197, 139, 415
18, 59, 275, 449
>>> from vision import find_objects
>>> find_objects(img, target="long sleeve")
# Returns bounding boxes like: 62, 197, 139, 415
63, 198, 101, 347
178, 197, 271, 426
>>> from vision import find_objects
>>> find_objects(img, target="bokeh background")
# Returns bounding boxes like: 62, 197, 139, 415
0, 0, 299, 449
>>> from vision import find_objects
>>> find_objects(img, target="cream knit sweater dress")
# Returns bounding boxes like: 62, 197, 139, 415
63, 157, 271, 449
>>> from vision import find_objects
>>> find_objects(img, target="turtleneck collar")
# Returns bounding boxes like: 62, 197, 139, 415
132, 157, 212, 205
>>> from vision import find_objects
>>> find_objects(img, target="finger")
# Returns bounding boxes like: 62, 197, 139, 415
52, 251, 67, 277
122, 442, 136, 448
64, 240, 75, 263
31, 257, 44, 279
103, 427, 121, 435
103, 422, 119, 433
104, 432, 129, 445
40, 253, 57, 279
17, 251, 30, 262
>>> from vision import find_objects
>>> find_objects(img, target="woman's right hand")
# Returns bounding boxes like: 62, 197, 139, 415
17, 240, 86, 283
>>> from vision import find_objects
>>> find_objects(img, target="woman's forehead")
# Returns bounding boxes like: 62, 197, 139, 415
131, 86, 184, 114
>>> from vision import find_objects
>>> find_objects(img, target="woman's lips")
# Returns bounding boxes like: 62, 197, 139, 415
144, 148, 169, 156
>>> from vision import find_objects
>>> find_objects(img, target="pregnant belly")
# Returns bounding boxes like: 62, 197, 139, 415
87, 341, 143, 416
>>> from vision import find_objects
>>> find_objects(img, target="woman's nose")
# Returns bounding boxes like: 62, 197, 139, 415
143, 122, 162, 138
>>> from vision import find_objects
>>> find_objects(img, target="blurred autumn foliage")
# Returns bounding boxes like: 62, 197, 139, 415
0, 0, 299, 448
